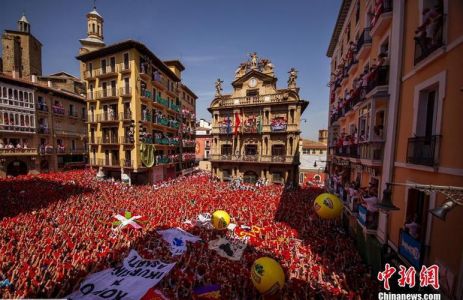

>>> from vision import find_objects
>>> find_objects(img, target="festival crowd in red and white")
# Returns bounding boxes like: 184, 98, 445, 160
0, 170, 378, 299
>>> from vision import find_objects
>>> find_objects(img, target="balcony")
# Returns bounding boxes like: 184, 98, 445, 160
97, 65, 118, 79
406, 135, 439, 167
120, 87, 132, 98
333, 144, 360, 159
141, 89, 153, 101
365, 65, 389, 98
86, 91, 96, 101
154, 116, 170, 127
356, 28, 372, 60
219, 92, 289, 107
182, 140, 196, 147
87, 114, 97, 123
119, 111, 132, 121
83, 70, 96, 80
0, 148, 38, 156
369, 0, 392, 37
69, 111, 79, 118
119, 136, 133, 145
97, 136, 119, 145
52, 105, 65, 115
357, 204, 378, 231
120, 63, 131, 73
156, 95, 170, 107
99, 112, 119, 123
141, 113, 152, 122
38, 127, 49, 134
96, 88, 118, 100
169, 102, 180, 113
360, 142, 384, 165
0, 124, 35, 133
37, 104, 48, 113
156, 156, 171, 165
414, 17, 444, 65
97, 158, 120, 167
38, 145, 54, 155
210, 154, 296, 164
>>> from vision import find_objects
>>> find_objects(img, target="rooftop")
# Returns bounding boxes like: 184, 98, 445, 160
76, 39, 180, 82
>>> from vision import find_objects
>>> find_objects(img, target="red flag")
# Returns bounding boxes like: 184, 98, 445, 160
234, 112, 241, 136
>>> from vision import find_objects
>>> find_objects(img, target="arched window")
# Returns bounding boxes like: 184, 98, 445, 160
13, 90, 18, 100
97, 25, 100, 35
92, 23, 95, 33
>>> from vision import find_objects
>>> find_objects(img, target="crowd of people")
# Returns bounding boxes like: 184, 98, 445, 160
0, 169, 378, 299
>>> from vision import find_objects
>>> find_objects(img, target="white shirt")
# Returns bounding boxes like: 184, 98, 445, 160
363, 196, 378, 212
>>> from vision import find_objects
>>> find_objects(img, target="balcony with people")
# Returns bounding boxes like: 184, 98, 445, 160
356, 27, 372, 60
356, 185, 379, 232
414, 2, 444, 65
0, 138, 36, 155
369, 0, 393, 37
37, 97, 48, 113
38, 118, 49, 134
100, 105, 118, 122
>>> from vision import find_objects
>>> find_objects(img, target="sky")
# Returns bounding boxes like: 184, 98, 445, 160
0, 0, 341, 141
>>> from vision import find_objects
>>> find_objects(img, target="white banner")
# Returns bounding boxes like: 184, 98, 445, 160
157, 228, 201, 256
196, 213, 213, 229
67, 249, 175, 300
208, 236, 247, 261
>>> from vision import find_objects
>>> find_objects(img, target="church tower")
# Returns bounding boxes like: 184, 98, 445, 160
1, 13, 42, 78
79, 5, 105, 54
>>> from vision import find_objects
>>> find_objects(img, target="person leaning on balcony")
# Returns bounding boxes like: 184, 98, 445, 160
361, 186, 379, 214
405, 215, 420, 240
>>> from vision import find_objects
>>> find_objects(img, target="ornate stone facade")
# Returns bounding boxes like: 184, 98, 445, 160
208, 53, 308, 185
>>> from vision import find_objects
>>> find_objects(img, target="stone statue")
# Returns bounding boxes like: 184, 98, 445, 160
234, 63, 247, 79
96, 167, 105, 180
249, 52, 258, 69
288, 68, 298, 88
215, 78, 224, 97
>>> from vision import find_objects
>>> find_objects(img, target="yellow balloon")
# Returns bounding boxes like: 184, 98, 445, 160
313, 193, 343, 219
211, 210, 230, 230
251, 257, 285, 295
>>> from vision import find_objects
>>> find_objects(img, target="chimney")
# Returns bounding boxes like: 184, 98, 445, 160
47, 80, 52, 88
31, 74, 37, 83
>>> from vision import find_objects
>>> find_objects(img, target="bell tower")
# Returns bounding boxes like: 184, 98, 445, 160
79, 5, 105, 54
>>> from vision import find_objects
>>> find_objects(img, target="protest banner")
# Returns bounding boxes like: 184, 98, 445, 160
67, 250, 175, 300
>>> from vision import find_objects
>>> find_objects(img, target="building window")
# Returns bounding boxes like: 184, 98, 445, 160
407, 84, 440, 166
404, 188, 429, 242
221, 144, 232, 155
123, 53, 129, 70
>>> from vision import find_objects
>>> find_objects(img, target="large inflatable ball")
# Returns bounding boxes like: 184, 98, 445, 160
313, 193, 343, 219
211, 210, 230, 230
251, 257, 285, 295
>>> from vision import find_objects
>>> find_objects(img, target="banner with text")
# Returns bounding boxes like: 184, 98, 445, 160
67, 249, 175, 300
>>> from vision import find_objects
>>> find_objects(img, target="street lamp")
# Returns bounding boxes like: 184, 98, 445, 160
377, 182, 463, 220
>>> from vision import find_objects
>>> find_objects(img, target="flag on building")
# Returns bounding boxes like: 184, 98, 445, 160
226, 113, 231, 135
234, 112, 241, 136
